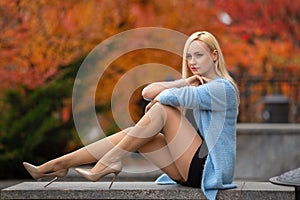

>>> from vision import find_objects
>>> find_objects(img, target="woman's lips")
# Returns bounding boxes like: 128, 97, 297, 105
190, 67, 199, 70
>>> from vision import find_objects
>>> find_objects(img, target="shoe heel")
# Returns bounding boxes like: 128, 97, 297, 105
108, 172, 119, 189
44, 177, 58, 188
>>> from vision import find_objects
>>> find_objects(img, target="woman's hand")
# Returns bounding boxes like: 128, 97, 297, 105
186, 75, 206, 86
186, 75, 212, 86
145, 97, 159, 113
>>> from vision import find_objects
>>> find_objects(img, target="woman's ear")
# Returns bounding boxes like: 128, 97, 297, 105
212, 50, 218, 62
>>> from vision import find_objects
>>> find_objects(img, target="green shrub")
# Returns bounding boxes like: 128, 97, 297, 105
0, 58, 84, 179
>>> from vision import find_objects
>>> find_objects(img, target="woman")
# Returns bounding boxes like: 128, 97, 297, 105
23, 31, 239, 200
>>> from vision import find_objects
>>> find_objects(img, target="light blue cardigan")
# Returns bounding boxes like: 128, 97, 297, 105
156, 77, 238, 200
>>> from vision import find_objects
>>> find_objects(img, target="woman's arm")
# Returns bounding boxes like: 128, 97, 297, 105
143, 75, 208, 112
142, 79, 188, 100
157, 78, 236, 111
142, 75, 206, 100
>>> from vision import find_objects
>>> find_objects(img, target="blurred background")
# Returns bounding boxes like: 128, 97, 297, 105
0, 0, 299, 179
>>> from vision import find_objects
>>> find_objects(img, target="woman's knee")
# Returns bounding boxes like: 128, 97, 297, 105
151, 103, 179, 115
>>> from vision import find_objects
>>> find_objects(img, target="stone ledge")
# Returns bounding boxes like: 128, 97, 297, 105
236, 123, 300, 134
235, 123, 300, 181
1, 181, 295, 200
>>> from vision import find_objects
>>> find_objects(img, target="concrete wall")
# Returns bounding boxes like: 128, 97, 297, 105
235, 123, 300, 181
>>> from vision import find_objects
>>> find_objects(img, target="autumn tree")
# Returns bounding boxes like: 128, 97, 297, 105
215, 0, 300, 75
0, 0, 131, 90
0, 0, 134, 178
1, 1, 299, 178
215, 0, 300, 122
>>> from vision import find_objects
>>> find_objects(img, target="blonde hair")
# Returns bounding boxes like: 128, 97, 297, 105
182, 31, 240, 103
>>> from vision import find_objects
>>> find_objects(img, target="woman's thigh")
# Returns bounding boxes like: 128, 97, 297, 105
139, 103, 202, 181
138, 134, 184, 181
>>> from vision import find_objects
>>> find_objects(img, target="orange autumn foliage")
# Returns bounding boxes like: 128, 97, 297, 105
216, 0, 300, 75
0, 0, 131, 90
0, 0, 299, 124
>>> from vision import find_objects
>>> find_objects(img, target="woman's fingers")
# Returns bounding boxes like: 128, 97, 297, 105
197, 75, 204, 85
145, 103, 152, 113
201, 76, 211, 83
145, 100, 158, 113
193, 75, 204, 85
186, 75, 202, 86
195, 75, 212, 85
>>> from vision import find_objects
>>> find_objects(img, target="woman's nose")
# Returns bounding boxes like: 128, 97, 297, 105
189, 57, 196, 65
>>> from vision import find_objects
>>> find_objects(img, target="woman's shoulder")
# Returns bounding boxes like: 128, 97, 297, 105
213, 76, 229, 83
213, 77, 235, 91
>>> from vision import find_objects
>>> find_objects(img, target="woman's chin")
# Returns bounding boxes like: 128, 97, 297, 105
192, 71, 202, 76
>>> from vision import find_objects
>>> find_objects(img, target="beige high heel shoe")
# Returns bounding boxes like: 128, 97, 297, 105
75, 161, 122, 189
23, 162, 68, 188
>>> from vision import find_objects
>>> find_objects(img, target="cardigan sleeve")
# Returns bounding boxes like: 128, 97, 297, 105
159, 79, 230, 111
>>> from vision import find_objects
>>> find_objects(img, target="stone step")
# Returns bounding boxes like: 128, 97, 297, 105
1, 181, 295, 200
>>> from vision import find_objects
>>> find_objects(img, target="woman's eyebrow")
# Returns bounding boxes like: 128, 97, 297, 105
187, 51, 205, 54
193, 51, 205, 53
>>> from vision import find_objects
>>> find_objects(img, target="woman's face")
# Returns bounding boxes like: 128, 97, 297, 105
186, 40, 217, 78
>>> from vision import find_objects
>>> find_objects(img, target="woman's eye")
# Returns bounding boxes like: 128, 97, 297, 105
186, 53, 202, 61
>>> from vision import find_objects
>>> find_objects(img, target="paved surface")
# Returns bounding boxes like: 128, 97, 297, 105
0, 181, 22, 190
1, 181, 295, 199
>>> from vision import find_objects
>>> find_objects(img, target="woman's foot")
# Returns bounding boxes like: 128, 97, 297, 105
23, 162, 68, 187
75, 161, 122, 189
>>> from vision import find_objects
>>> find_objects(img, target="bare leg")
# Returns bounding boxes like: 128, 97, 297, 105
138, 134, 198, 182
37, 130, 128, 173
91, 103, 202, 182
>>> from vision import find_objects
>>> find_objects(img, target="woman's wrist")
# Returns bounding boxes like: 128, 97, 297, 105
174, 78, 189, 87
